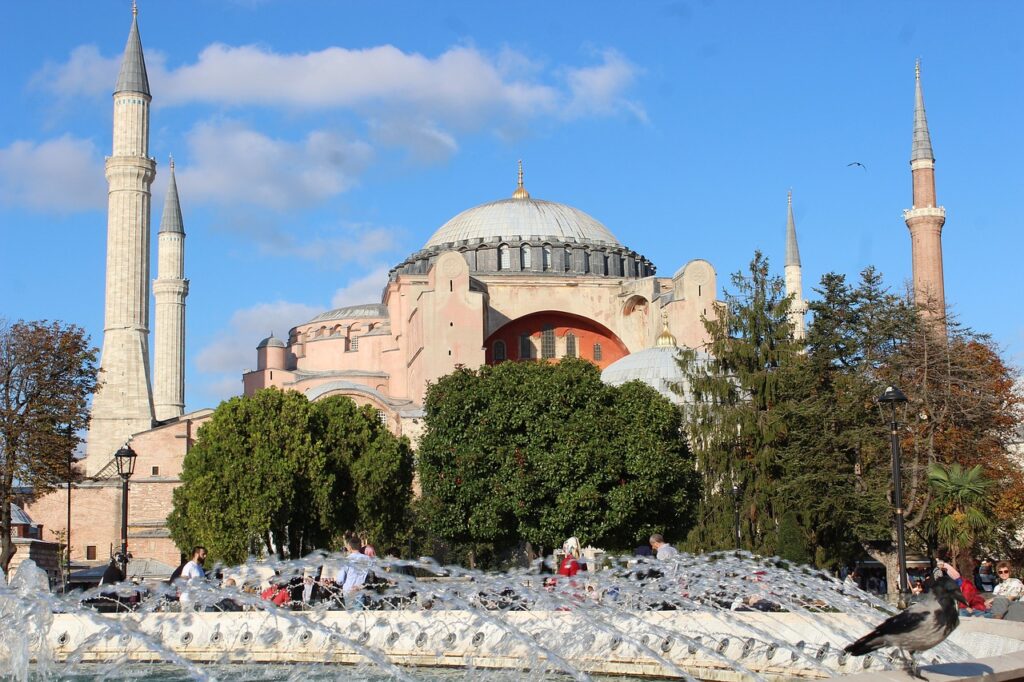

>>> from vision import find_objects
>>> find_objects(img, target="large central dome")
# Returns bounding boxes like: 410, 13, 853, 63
424, 167, 619, 248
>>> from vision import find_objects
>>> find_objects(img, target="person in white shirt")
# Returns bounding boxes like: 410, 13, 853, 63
336, 535, 370, 609
176, 546, 207, 610
990, 562, 1023, 602
649, 533, 679, 560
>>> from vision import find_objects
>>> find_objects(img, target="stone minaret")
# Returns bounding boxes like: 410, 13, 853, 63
903, 60, 946, 323
784, 190, 807, 340
153, 157, 188, 421
85, 4, 156, 474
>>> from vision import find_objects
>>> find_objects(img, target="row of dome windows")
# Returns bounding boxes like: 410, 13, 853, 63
494, 243, 643, 277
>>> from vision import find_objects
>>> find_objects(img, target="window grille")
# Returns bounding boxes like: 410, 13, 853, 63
541, 326, 556, 359
377, 409, 387, 425
542, 246, 552, 271
565, 333, 577, 358
521, 244, 531, 269
493, 340, 506, 362
499, 244, 511, 270
564, 247, 573, 272
349, 337, 359, 352
593, 343, 602, 361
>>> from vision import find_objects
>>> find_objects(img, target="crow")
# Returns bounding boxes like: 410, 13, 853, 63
847, 161, 867, 170
844, 576, 965, 678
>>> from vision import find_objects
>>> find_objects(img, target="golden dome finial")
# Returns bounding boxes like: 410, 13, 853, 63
656, 312, 677, 348
512, 159, 530, 199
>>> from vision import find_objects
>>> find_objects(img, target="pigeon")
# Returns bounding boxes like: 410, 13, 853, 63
844, 576, 965, 678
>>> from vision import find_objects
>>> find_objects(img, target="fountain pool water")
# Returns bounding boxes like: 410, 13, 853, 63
0, 552, 1001, 681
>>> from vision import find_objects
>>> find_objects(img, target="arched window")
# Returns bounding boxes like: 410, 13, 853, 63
499, 244, 511, 270
565, 332, 577, 358
542, 245, 552, 271
619, 256, 626, 276
593, 343, 602, 361
541, 325, 555, 359
519, 334, 533, 360
583, 251, 590, 273
520, 244, 531, 269
602, 254, 610, 275
493, 340, 507, 362
564, 246, 573, 272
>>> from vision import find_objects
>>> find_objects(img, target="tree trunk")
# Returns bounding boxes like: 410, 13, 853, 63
0, 497, 14, 576
864, 543, 901, 600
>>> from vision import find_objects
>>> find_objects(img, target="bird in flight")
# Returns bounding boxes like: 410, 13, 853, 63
847, 162, 867, 170
844, 575, 965, 678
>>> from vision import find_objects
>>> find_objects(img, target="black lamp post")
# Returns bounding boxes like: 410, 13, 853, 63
731, 483, 741, 550
878, 385, 909, 606
114, 444, 137, 579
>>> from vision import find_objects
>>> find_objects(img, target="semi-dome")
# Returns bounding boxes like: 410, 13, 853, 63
601, 347, 709, 405
424, 165, 619, 248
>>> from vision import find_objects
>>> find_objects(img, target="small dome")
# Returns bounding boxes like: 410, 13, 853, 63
11, 503, 34, 526
601, 347, 709, 405
424, 197, 619, 248
257, 335, 286, 349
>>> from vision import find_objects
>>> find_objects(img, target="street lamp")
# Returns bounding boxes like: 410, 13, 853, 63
731, 483, 741, 550
878, 385, 909, 607
114, 444, 137, 579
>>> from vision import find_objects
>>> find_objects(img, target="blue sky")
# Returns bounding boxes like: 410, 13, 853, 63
1, 1, 1022, 410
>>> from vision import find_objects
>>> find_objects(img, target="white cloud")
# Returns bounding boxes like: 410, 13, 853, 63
262, 227, 402, 266
37, 41, 642, 128
330, 266, 391, 308
563, 50, 646, 121
175, 121, 373, 210
370, 118, 458, 163
0, 135, 105, 213
196, 300, 321, 376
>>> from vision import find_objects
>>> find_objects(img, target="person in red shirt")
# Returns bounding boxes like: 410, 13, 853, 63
260, 580, 290, 607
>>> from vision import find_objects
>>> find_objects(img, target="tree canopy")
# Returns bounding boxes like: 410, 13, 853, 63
0, 319, 97, 573
677, 255, 1023, 577
416, 357, 698, 567
167, 389, 414, 565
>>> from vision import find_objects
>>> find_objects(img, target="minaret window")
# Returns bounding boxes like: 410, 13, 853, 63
565, 333, 577, 358
493, 340, 507, 362
520, 244, 531, 269
541, 325, 555, 359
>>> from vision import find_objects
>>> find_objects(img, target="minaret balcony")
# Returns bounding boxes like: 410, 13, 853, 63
903, 206, 945, 220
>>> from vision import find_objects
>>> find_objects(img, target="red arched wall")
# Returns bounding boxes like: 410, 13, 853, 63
484, 312, 629, 369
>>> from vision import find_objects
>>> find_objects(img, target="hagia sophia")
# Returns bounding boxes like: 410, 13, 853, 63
18, 8, 947, 579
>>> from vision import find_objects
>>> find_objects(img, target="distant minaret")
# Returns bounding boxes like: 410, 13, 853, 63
85, 3, 156, 474
153, 157, 188, 421
903, 60, 946, 323
784, 190, 807, 340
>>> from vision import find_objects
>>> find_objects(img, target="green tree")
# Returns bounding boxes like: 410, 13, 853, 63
168, 389, 413, 564
0, 320, 97, 574
416, 358, 697, 567
677, 252, 801, 555
926, 463, 995, 567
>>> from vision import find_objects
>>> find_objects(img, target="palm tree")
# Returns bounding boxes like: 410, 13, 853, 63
927, 463, 994, 568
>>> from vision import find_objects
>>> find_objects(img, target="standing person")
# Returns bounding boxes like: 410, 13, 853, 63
177, 546, 207, 611
649, 534, 679, 560
559, 537, 582, 577
337, 534, 370, 609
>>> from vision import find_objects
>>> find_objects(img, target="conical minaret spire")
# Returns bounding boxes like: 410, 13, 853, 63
784, 190, 806, 341
903, 60, 947, 325
86, 5, 157, 474
153, 156, 188, 421
512, 159, 530, 199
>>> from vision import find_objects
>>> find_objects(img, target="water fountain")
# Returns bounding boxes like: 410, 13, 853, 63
3, 552, 1021, 681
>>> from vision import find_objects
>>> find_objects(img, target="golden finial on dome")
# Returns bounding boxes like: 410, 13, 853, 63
656, 312, 677, 348
512, 159, 530, 199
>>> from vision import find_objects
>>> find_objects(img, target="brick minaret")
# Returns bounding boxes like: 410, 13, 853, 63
85, 4, 156, 474
903, 60, 946, 323
784, 190, 806, 340
153, 157, 188, 421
